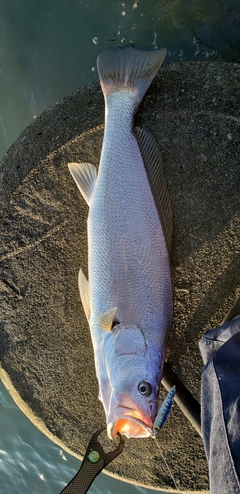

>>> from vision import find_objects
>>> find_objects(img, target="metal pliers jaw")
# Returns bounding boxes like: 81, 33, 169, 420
87, 427, 124, 465
60, 427, 124, 494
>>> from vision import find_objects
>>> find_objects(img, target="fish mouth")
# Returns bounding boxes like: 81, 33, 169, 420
107, 405, 153, 439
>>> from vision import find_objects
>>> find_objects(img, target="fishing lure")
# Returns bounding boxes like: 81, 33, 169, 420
152, 386, 176, 436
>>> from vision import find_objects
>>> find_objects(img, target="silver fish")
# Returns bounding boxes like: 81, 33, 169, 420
68, 45, 173, 439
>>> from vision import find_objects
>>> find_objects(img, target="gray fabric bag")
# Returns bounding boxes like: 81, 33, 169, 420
200, 318, 240, 494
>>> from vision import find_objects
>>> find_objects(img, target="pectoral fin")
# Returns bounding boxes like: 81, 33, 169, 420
68, 162, 97, 206
78, 269, 91, 321
98, 307, 118, 332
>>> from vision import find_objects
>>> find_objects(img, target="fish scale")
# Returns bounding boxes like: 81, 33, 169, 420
68, 45, 173, 439
89, 97, 171, 337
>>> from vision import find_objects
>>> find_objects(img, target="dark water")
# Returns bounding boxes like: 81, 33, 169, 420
0, 1, 239, 492
0, 383, 158, 494
0, 0, 239, 160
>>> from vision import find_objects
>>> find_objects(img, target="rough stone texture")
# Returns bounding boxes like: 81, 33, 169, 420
0, 61, 240, 493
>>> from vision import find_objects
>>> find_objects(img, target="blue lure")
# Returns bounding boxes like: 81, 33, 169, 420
152, 386, 176, 436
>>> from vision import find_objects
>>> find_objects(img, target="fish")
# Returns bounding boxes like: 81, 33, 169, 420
68, 45, 173, 439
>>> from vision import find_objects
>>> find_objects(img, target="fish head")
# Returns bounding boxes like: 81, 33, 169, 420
98, 323, 164, 439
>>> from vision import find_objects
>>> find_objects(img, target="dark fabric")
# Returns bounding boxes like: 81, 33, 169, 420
199, 318, 240, 494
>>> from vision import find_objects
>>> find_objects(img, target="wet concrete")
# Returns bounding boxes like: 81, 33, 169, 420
0, 60, 240, 492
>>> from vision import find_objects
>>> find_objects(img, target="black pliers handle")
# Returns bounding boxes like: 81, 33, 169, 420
60, 428, 124, 494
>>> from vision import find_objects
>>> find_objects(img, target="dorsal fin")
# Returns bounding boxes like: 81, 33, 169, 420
98, 307, 118, 332
68, 162, 97, 206
135, 126, 172, 253
78, 269, 91, 321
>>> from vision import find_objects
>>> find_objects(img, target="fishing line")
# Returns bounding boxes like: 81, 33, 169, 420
152, 435, 182, 494
151, 386, 181, 493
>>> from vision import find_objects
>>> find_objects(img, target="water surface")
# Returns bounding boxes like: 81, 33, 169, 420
0, 0, 239, 160
0, 383, 160, 493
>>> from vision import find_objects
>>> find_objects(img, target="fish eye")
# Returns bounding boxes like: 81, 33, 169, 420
138, 381, 152, 396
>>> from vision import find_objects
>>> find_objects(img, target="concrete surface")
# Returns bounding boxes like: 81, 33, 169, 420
1, 60, 240, 492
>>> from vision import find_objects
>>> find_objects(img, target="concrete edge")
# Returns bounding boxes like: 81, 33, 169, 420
0, 366, 209, 493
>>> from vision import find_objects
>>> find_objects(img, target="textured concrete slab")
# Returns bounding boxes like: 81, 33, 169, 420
0, 60, 240, 492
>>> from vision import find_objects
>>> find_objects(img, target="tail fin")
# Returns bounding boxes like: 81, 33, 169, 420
97, 45, 166, 103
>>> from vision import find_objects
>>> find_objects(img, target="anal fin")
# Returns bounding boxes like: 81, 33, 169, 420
68, 162, 97, 206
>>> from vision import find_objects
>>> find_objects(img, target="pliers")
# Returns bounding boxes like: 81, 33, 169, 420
60, 427, 124, 494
